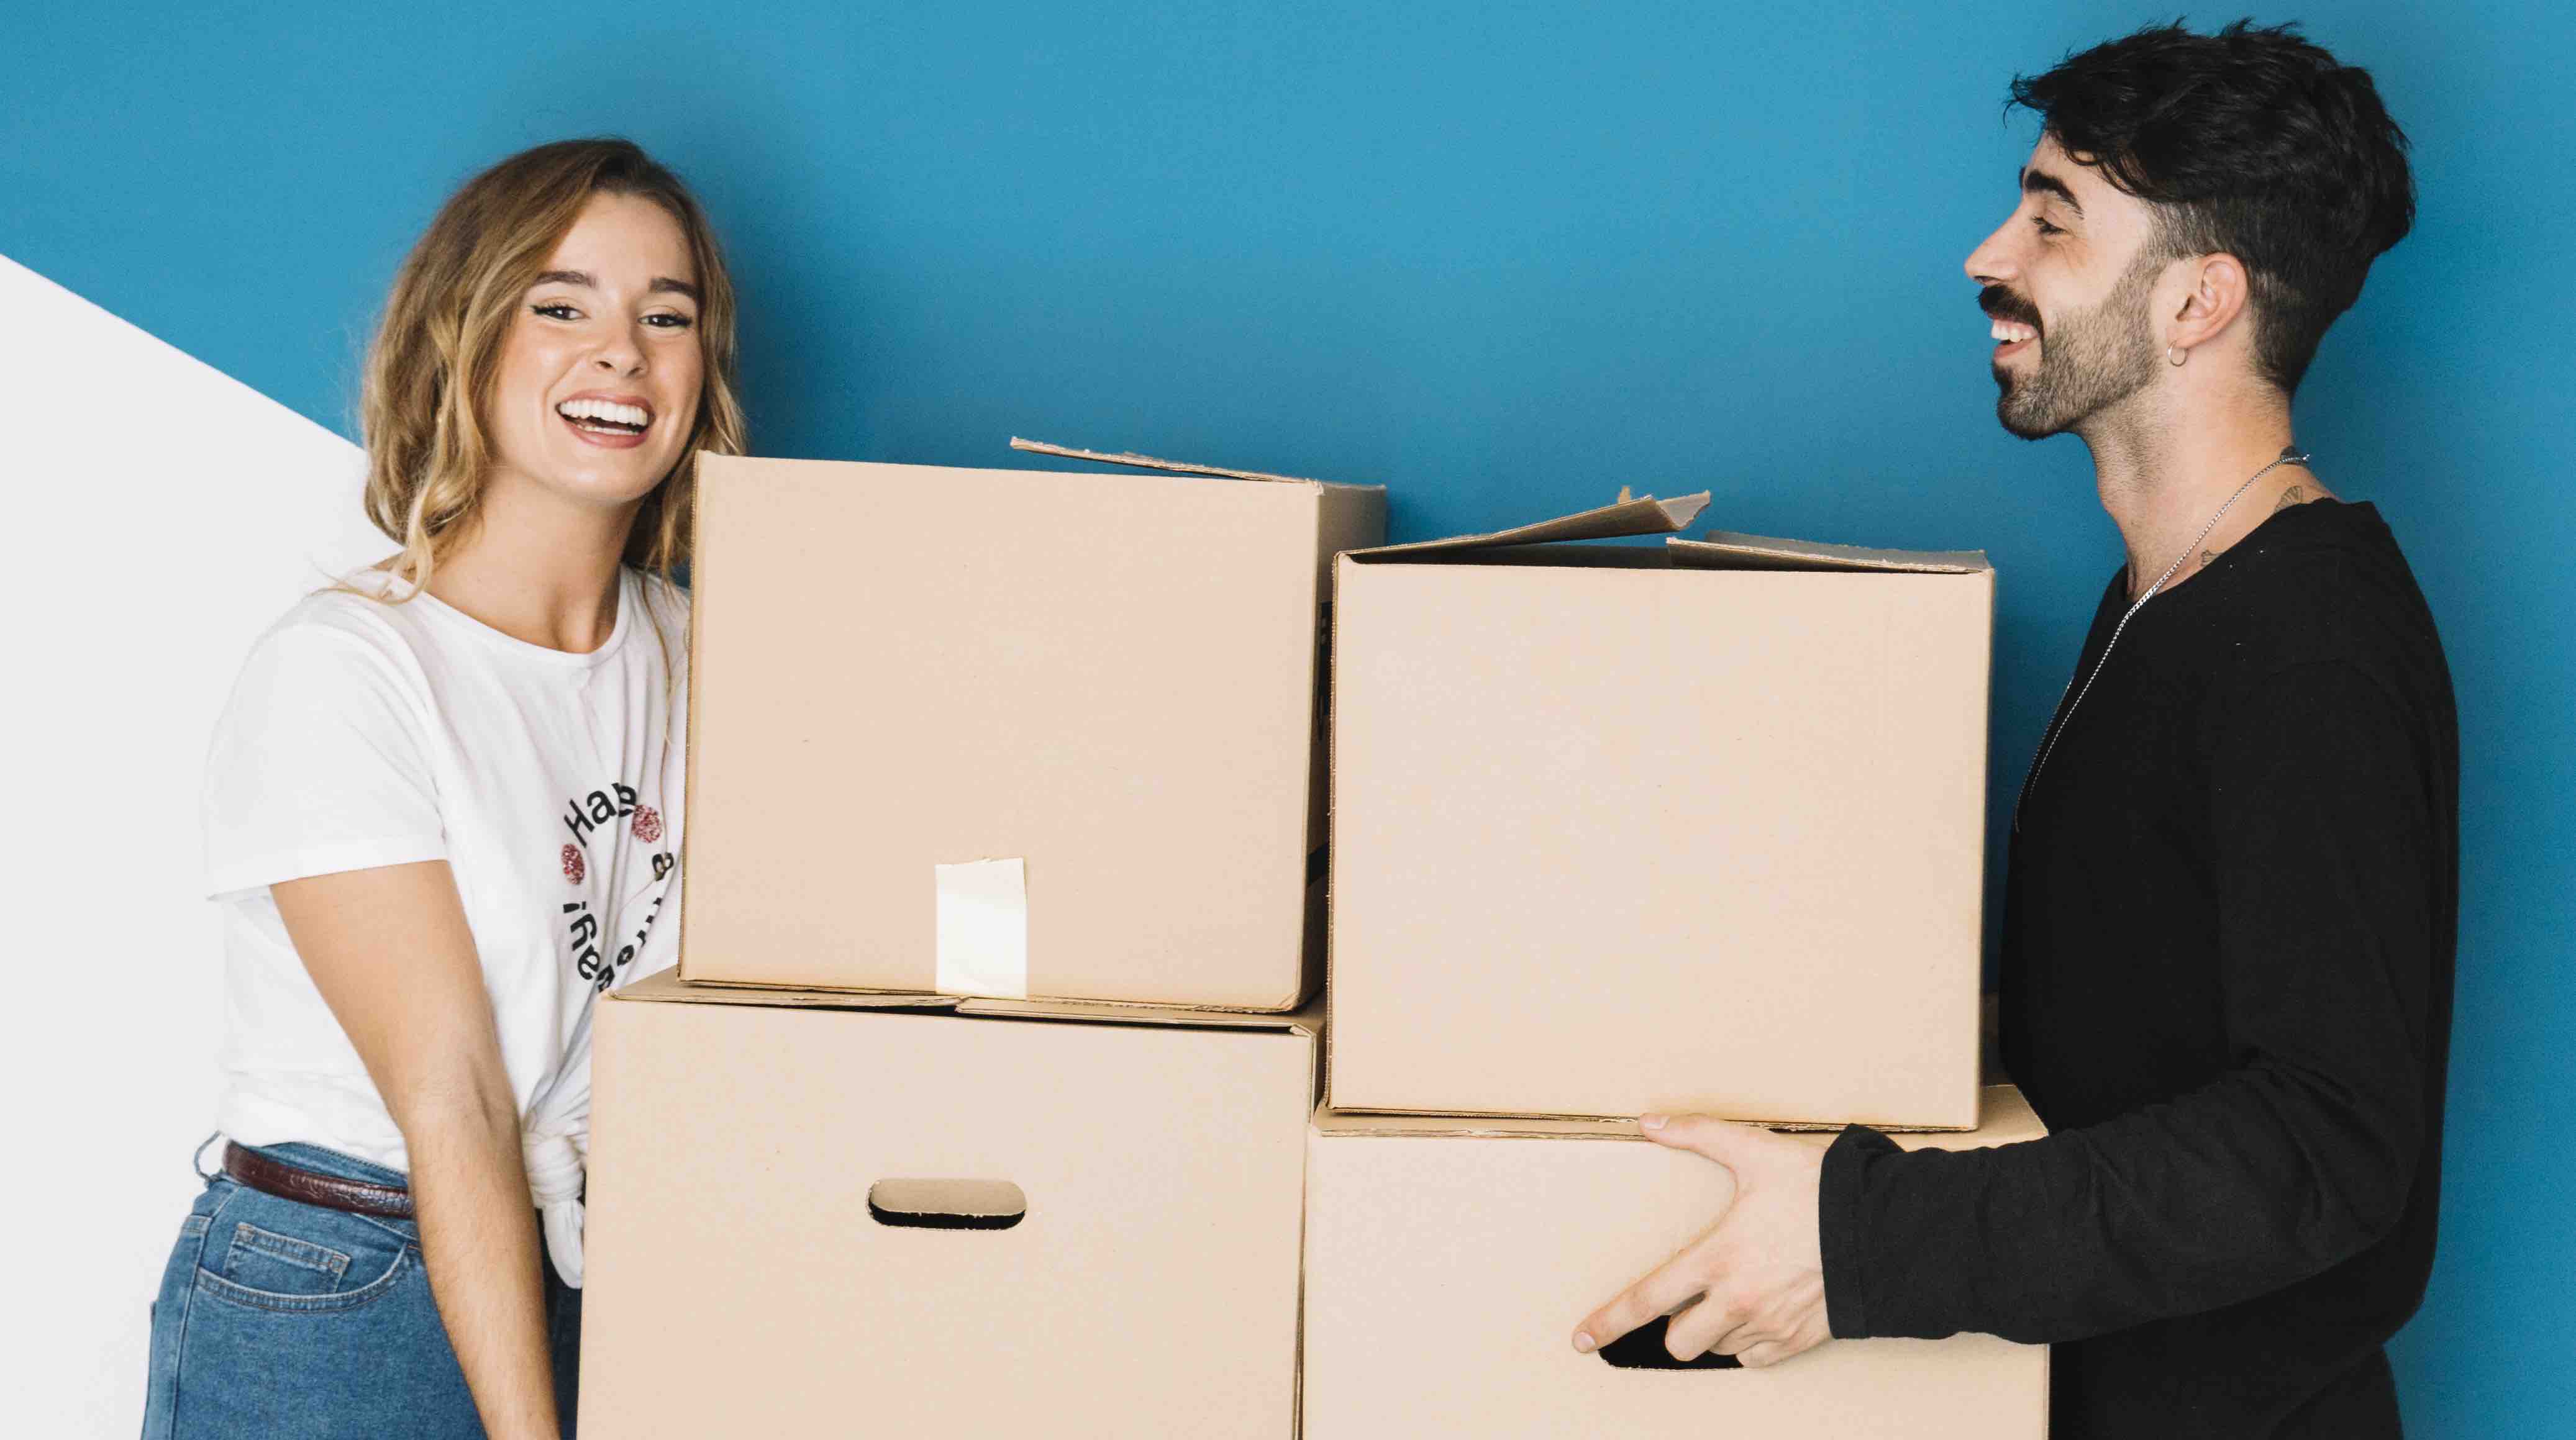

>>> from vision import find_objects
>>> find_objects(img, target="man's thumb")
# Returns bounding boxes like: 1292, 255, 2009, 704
1639, 1112, 1760, 1167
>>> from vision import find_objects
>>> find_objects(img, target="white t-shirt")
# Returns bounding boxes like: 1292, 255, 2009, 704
201, 562, 688, 1284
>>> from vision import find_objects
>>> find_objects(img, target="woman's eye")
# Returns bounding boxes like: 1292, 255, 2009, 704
532, 302, 580, 320
643, 312, 696, 330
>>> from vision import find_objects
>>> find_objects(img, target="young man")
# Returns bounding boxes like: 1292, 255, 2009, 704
1575, 22, 2454, 1438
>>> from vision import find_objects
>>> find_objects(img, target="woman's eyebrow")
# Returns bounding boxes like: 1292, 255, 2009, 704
529, 269, 700, 302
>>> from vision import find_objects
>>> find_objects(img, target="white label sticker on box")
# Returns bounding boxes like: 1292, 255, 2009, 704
935, 858, 1029, 998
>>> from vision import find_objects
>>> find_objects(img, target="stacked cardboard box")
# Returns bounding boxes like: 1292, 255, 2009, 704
579, 975, 1320, 1437
580, 447, 2047, 1436
1302, 1090, 2048, 1436
1301, 494, 2047, 1435
673, 441, 1384, 1010
579, 443, 1381, 1438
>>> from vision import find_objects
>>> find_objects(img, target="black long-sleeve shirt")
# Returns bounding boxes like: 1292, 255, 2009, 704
1817, 498, 2459, 1438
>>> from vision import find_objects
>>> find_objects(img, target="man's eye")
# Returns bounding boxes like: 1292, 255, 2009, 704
532, 302, 580, 320
2031, 217, 2064, 237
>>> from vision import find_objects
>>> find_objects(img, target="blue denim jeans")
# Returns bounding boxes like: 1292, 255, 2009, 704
140, 1140, 581, 1439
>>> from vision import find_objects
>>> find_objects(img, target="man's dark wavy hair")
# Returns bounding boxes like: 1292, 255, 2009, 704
2011, 19, 2414, 396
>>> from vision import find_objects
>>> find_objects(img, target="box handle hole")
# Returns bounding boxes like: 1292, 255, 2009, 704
1597, 1315, 1743, 1370
867, 1179, 1027, 1230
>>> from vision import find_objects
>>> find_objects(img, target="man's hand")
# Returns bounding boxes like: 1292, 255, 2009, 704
1572, 1113, 1832, 1369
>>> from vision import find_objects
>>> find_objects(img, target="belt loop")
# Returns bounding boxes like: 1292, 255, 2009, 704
192, 1131, 226, 1182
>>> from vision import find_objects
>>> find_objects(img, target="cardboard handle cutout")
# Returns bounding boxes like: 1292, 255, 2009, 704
1596, 1314, 1744, 1370
867, 1179, 1030, 1231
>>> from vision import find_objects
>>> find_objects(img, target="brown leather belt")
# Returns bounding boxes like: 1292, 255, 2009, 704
222, 1142, 416, 1220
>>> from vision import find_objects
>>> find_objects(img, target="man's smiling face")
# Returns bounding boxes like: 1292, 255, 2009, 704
1965, 133, 2176, 440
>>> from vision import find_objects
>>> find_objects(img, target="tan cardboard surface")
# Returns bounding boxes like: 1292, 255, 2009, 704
1329, 507, 1993, 1128
580, 984, 1317, 1438
1301, 1085, 2048, 1439
678, 452, 1385, 1010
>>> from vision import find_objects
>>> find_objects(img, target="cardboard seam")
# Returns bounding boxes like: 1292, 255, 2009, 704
1324, 1107, 1975, 1134
671, 456, 716, 983
680, 972, 1311, 1017
1290, 1034, 1319, 1440
613, 977, 1318, 1038
1321, 553, 1355, 1110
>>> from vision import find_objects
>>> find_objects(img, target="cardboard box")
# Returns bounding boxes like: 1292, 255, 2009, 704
1301, 1084, 2049, 1438
578, 971, 1318, 1438
1328, 494, 1994, 1128
678, 440, 1384, 1010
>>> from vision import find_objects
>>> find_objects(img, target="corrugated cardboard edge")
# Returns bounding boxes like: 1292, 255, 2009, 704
1313, 1084, 2043, 1145
1352, 490, 1713, 560
957, 992, 1322, 1038
1009, 437, 1384, 493
673, 964, 1321, 1016
612, 967, 958, 1012
1668, 530, 1991, 574
670, 454, 730, 985
615, 969, 1324, 1037
1314, 1105, 1977, 1134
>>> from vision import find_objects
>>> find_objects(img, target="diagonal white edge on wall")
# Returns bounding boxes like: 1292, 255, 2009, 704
0, 251, 389, 1439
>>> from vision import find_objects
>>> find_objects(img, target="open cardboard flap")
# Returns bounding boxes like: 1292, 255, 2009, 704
1352, 490, 1713, 561
1009, 436, 1383, 492
1668, 530, 1990, 574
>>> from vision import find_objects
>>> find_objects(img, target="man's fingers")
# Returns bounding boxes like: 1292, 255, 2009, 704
1736, 1339, 1791, 1369
1575, 1246, 1715, 1354
1660, 1290, 1749, 1362
1737, 1319, 1833, 1370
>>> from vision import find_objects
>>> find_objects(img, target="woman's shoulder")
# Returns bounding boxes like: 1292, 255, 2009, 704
236, 566, 441, 692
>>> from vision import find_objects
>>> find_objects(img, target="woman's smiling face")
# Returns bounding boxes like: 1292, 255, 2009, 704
485, 191, 704, 513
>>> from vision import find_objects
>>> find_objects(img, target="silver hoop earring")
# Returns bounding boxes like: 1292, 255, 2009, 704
2166, 346, 2189, 367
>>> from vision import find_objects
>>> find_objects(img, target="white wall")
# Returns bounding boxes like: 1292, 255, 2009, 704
1, 253, 386, 1436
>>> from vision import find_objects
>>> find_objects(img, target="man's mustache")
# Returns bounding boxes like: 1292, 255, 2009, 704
1979, 285, 2042, 332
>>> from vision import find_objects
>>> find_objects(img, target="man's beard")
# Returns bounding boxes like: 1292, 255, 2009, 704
1990, 249, 2165, 440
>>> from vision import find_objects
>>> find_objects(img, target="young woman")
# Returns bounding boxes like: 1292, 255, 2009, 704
142, 138, 745, 1439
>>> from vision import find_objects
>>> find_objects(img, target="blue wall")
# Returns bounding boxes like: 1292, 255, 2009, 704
9, 2, 2569, 1429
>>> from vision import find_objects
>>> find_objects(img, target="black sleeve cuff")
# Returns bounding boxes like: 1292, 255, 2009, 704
1819, 1123, 1901, 1339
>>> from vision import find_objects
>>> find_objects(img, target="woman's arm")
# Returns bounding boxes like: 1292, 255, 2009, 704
274, 859, 558, 1440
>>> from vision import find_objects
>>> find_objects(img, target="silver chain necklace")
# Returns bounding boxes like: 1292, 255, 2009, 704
2011, 445, 2313, 833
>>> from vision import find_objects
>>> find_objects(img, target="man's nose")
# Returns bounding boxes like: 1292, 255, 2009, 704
1964, 218, 2019, 287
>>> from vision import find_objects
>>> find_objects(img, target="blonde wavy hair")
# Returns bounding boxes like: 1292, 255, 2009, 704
347, 138, 745, 666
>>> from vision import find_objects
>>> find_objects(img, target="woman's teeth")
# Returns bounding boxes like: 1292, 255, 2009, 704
557, 398, 651, 432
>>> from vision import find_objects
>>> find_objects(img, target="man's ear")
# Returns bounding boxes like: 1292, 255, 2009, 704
2169, 252, 2252, 354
